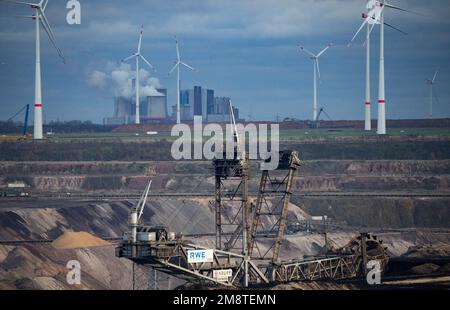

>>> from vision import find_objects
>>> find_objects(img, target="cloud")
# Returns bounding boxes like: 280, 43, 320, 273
88, 70, 108, 89
88, 62, 163, 98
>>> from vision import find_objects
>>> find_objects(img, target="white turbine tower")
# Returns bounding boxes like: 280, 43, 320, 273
349, 0, 410, 135
168, 36, 198, 124
2, 0, 65, 140
378, 3, 386, 135
298, 43, 332, 121
361, 0, 382, 131
426, 70, 438, 119
122, 26, 156, 125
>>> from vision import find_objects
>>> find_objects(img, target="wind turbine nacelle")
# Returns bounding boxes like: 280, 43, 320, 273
31, 4, 39, 9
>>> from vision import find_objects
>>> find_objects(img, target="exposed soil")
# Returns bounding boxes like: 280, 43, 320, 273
51, 232, 111, 249
0, 136, 449, 289
0, 199, 449, 290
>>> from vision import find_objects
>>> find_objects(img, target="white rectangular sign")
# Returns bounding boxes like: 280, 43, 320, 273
187, 249, 214, 264
213, 269, 233, 282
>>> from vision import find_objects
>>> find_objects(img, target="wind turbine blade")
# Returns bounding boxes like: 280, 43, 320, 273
365, 7, 405, 35
317, 44, 332, 58
298, 45, 315, 57
322, 109, 332, 121
0, 0, 38, 6
433, 86, 440, 106
40, 20, 65, 63
367, 20, 379, 37
315, 59, 321, 80
13, 14, 34, 18
174, 35, 180, 61
122, 54, 137, 62
168, 62, 178, 75
432, 70, 438, 83
140, 54, 156, 71
181, 61, 197, 72
384, 3, 407, 12
39, 9, 65, 63
384, 3, 421, 15
348, 19, 368, 46
383, 21, 408, 35
41, 0, 47, 11
137, 25, 143, 54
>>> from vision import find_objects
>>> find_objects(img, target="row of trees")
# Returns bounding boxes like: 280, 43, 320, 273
0, 120, 118, 135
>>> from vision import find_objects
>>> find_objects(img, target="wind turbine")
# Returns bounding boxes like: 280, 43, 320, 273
426, 70, 439, 119
298, 43, 332, 121
168, 36, 198, 124
359, 0, 382, 131
349, 0, 411, 135
122, 26, 156, 125
2, 0, 65, 139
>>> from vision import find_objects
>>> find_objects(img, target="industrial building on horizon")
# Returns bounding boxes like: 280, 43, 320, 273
104, 88, 168, 125
104, 85, 240, 125
176, 86, 239, 123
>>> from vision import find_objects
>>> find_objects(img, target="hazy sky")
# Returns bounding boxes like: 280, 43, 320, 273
0, 0, 449, 123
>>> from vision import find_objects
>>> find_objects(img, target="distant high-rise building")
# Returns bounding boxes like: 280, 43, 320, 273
213, 97, 230, 115
171, 86, 240, 123
232, 106, 239, 120
206, 96, 239, 123
178, 89, 193, 121
206, 89, 215, 114
177, 86, 214, 121
193, 86, 202, 117
180, 90, 190, 106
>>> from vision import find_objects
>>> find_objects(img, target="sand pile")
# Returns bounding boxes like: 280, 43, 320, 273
51, 231, 111, 249
409, 263, 440, 275
403, 244, 450, 258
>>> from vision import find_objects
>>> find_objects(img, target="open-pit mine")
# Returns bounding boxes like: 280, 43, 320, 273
1, 134, 450, 290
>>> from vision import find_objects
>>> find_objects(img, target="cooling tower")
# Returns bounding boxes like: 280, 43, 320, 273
114, 97, 132, 118
147, 89, 168, 120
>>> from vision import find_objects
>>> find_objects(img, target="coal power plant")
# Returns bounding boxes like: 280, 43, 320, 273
105, 89, 168, 125
105, 86, 240, 125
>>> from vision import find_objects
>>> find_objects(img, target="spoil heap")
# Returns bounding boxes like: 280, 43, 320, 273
52, 231, 111, 249
403, 244, 450, 258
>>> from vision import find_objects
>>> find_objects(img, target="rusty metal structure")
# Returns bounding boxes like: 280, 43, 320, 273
266, 232, 389, 282
270, 255, 361, 282
248, 150, 301, 263
212, 154, 250, 253
116, 239, 268, 287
